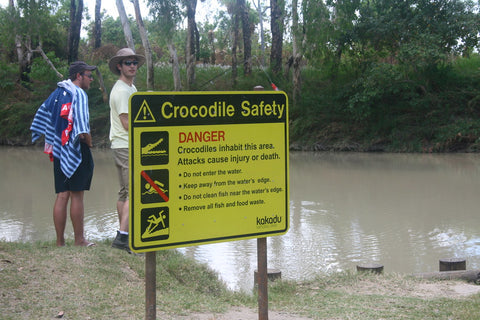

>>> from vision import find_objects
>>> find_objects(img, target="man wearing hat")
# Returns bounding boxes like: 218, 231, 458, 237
108, 48, 145, 251
30, 61, 97, 247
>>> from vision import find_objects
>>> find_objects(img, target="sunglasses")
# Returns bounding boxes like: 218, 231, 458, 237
123, 60, 139, 66
81, 73, 94, 79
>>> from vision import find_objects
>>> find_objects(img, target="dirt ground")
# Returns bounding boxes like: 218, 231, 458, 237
168, 280, 480, 320
168, 307, 313, 320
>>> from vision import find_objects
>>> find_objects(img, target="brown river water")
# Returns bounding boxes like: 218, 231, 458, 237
2, 147, 480, 291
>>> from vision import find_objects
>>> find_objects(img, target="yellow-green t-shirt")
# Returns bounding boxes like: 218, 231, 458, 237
109, 80, 137, 149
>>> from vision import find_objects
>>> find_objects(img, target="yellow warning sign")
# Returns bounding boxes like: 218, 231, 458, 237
129, 91, 289, 252
134, 100, 156, 123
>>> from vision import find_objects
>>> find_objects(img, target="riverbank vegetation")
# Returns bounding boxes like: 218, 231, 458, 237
1, 0, 480, 152
2, 241, 480, 319
3, 56, 480, 153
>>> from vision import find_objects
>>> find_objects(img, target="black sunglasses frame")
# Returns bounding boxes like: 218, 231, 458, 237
123, 60, 139, 66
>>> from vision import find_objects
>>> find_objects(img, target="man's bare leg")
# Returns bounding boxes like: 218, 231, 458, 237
117, 199, 129, 232
70, 190, 92, 246
53, 191, 70, 246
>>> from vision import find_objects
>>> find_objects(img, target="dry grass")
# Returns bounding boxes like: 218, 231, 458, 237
2, 241, 480, 320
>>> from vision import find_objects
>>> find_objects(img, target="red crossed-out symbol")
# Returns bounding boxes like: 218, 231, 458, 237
141, 170, 169, 202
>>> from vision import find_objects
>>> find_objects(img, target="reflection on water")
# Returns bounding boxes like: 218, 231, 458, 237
2, 147, 480, 291
0, 146, 120, 243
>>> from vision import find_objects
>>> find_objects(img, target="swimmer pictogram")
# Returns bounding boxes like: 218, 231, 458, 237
141, 169, 169, 203
142, 180, 168, 196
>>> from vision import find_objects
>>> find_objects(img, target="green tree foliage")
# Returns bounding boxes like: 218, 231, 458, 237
2, 0, 480, 152
289, 0, 480, 151
148, 0, 184, 44
99, 16, 142, 48
354, 0, 480, 68
0, 0, 68, 63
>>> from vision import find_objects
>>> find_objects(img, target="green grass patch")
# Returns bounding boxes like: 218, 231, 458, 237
2, 241, 480, 319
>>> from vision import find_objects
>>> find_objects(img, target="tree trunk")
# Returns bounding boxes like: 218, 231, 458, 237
94, 0, 102, 48
208, 30, 216, 65
68, 0, 83, 63
231, 3, 239, 87
168, 42, 182, 91
291, 0, 302, 102
116, 0, 135, 50
254, 0, 266, 66
133, 0, 154, 90
16, 35, 30, 82
270, 0, 284, 75
194, 20, 200, 62
186, 0, 197, 89
239, 0, 251, 76
35, 45, 64, 79
11, 0, 30, 82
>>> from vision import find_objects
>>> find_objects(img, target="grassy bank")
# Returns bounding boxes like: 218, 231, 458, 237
2, 241, 480, 319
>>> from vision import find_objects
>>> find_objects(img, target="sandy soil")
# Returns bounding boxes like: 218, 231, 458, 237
171, 307, 312, 320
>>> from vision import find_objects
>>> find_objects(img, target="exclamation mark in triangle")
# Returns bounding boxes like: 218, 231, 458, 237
134, 100, 156, 123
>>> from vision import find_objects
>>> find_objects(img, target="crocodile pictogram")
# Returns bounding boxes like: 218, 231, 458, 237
142, 138, 167, 156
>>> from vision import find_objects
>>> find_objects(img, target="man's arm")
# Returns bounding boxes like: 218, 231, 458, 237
119, 113, 129, 131
80, 133, 93, 148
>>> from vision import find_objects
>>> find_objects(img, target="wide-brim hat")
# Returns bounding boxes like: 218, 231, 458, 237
109, 48, 146, 75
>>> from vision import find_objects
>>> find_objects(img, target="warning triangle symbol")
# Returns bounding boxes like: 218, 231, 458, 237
134, 100, 156, 123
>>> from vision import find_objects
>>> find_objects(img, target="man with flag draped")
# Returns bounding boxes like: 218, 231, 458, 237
30, 61, 97, 247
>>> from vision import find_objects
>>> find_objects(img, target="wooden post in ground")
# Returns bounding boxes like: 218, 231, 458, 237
145, 251, 156, 320
254, 268, 282, 285
257, 237, 268, 320
254, 84, 268, 320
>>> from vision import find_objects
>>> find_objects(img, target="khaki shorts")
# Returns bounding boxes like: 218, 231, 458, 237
113, 148, 129, 201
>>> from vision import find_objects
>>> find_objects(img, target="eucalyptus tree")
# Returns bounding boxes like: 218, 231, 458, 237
133, 0, 154, 90
98, 16, 138, 47
0, 0, 67, 81
252, 0, 268, 66
196, 20, 217, 64
221, 0, 239, 84
116, 0, 135, 49
290, 0, 302, 102
239, 0, 251, 75
149, 0, 202, 89
300, 0, 361, 78
185, 0, 199, 89
217, 0, 255, 83
354, 0, 480, 69
270, 0, 284, 75
148, 0, 183, 90
94, 0, 101, 48
67, 0, 83, 62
